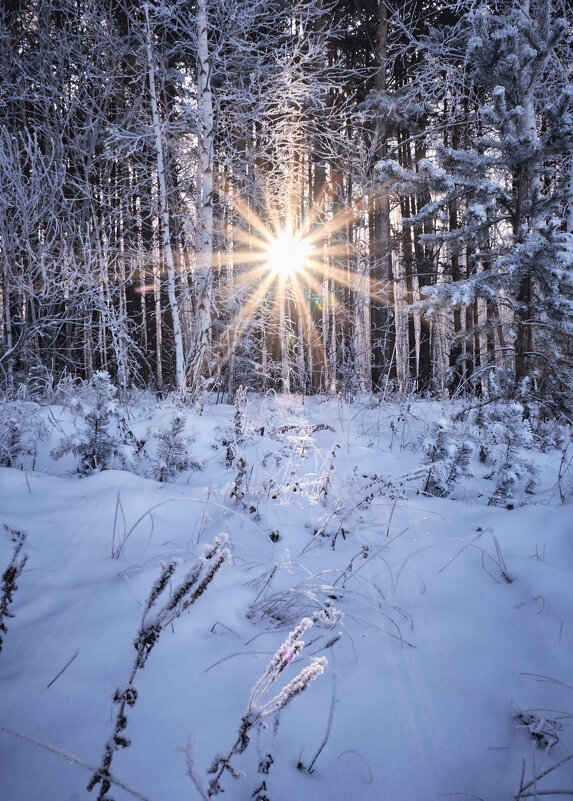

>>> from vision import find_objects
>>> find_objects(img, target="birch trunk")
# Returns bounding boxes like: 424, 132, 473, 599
354, 251, 371, 392
513, 0, 541, 382
143, 3, 186, 394
188, 0, 214, 394
280, 293, 290, 393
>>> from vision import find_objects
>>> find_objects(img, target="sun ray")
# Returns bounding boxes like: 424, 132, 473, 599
294, 265, 326, 300
209, 168, 389, 391
219, 189, 276, 244
229, 228, 272, 251
210, 269, 277, 380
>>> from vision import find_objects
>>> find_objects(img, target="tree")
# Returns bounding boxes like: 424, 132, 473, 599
143, 1, 186, 394
377, 0, 573, 411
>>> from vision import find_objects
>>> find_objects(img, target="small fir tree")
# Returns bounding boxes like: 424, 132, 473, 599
52, 371, 123, 474
152, 415, 198, 482
423, 416, 472, 497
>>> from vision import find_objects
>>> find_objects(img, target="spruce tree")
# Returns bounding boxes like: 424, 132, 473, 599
377, 0, 573, 413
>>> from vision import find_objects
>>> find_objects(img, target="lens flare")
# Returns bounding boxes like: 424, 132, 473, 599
205, 176, 391, 389
265, 232, 309, 278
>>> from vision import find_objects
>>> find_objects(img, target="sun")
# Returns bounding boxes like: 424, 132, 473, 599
264, 231, 310, 279
205, 176, 391, 391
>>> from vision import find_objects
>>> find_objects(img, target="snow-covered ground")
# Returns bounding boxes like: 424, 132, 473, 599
1, 390, 572, 801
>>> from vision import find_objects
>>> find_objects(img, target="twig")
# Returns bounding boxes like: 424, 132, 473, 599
438, 529, 486, 574
385, 497, 397, 537
46, 650, 79, 688
306, 670, 336, 773
517, 753, 573, 797
336, 750, 373, 784
111, 492, 126, 558
0, 727, 156, 801
492, 535, 512, 583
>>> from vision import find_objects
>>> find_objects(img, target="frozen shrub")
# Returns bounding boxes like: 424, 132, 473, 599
423, 416, 472, 497
221, 386, 250, 470
0, 400, 42, 468
16, 365, 53, 401
52, 371, 125, 475
233, 385, 248, 445
0, 409, 23, 468
0, 527, 27, 654
485, 403, 537, 506
151, 414, 200, 482
532, 416, 569, 453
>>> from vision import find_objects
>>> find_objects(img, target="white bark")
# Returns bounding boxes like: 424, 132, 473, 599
188, 0, 214, 394
353, 252, 371, 392
280, 294, 290, 393
143, 2, 186, 394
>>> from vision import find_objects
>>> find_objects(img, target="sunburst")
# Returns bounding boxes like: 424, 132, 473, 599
210, 179, 390, 389
264, 231, 312, 279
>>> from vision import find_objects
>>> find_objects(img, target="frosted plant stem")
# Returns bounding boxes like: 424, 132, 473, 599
306, 670, 336, 773
518, 752, 573, 796
202, 619, 328, 797
88, 537, 229, 800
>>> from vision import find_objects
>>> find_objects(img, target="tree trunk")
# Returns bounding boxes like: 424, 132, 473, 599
188, 0, 214, 395
143, 3, 186, 393
372, 0, 395, 390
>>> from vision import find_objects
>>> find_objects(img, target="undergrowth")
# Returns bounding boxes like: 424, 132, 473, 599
0, 527, 27, 654
88, 536, 230, 800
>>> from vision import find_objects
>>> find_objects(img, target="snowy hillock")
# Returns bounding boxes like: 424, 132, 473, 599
1, 387, 572, 801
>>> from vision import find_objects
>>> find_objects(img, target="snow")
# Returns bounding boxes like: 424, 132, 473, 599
1, 393, 572, 801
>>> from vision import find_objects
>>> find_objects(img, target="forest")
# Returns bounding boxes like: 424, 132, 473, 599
1, 0, 572, 411
1, 3, 573, 801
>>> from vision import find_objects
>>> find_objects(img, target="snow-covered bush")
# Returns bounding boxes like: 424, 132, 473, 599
531, 414, 569, 453
0, 406, 23, 468
151, 414, 200, 482
233, 385, 248, 445
417, 400, 538, 505
0, 400, 42, 468
15, 365, 54, 401
51, 371, 126, 475
220, 386, 251, 470
422, 416, 472, 498
482, 403, 537, 506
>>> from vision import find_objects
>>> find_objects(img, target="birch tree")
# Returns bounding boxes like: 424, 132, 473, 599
187, 0, 214, 395
143, 1, 186, 394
